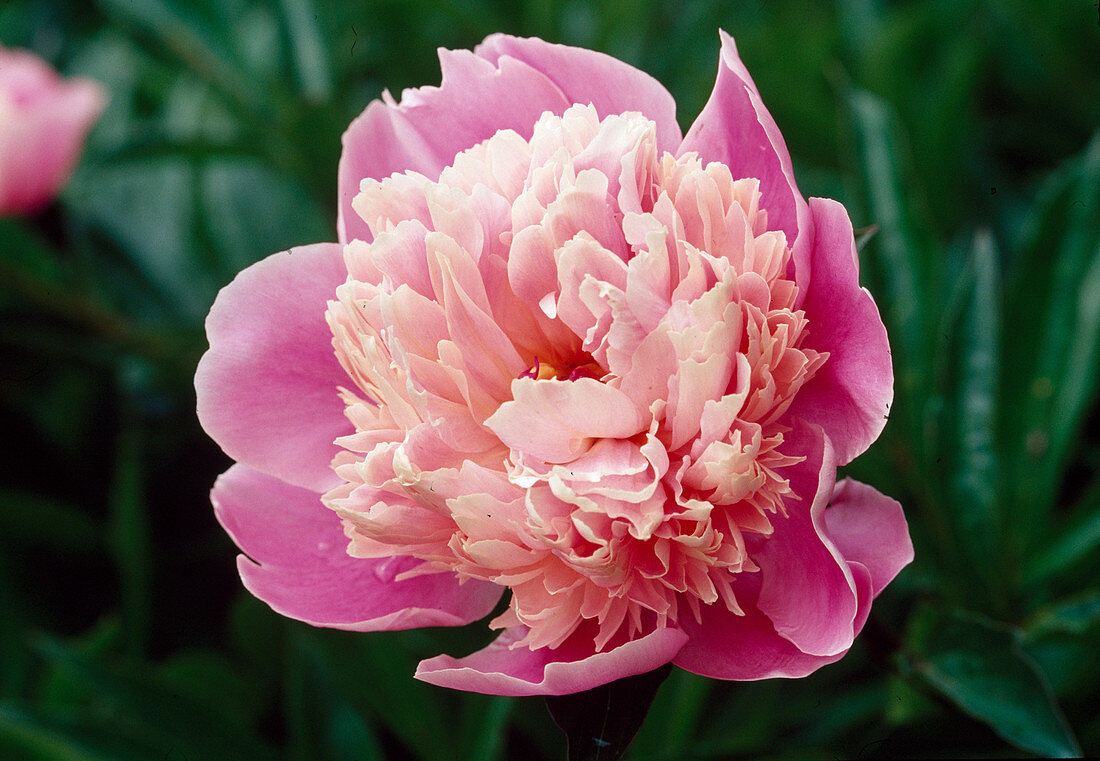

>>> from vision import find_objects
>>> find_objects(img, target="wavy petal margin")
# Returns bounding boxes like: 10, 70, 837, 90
678, 30, 813, 288
474, 34, 682, 155
337, 47, 570, 244
753, 423, 860, 658
213, 464, 502, 630
825, 478, 913, 596
675, 425, 909, 680
783, 198, 894, 465
338, 35, 683, 245
415, 625, 688, 696
673, 567, 872, 681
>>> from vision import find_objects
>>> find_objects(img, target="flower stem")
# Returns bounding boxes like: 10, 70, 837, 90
546, 663, 672, 761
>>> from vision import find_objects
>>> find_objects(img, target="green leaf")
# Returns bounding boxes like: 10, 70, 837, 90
907, 606, 1081, 758
1002, 133, 1100, 537
277, 0, 333, 102
627, 667, 712, 758
1025, 591, 1100, 639
0, 565, 30, 698
545, 663, 671, 761
853, 223, 879, 252
30, 636, 278, 761
107, 415, 151, 657
457, 695, 513, 761
843, 85, 932, 401
200, 158, 334, 277
941, 231, 1008, 609
94, 0, 277, 122
0, 705, 114, 761
0, 488, 100, 553
301, 628, 458, 761
158, 651, 268, 729
70, 157, 215, 322
1023, 469, 1100, 585
284, 630, 384, 761
1018, 592, 1100, 697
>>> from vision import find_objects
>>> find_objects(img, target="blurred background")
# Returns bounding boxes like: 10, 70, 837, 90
2, 0, 1098, 758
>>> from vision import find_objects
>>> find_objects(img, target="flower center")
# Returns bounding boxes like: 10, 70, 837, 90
520, 357, 602, 382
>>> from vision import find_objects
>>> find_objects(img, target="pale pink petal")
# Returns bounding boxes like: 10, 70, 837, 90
213, 464, 503, 630
678, 31, 812, 287
753, 422, 862, 657
437, 251, 527, 403
337, 50, 571, 244
825, 479, 913, 596
415, 625, 688, 696
195, 244, 350, 493
475, 34, 682, 156
781, 198, 893, 464
553, 233, 629, 343
486, 378, 646, 463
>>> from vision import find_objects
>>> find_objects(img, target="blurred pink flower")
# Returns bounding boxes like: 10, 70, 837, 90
0, 46, 106, 216
197, 32, 912, 696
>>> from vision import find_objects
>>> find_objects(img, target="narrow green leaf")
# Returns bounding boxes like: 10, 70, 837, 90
0, 488, 100, 553
907, 606, 1081, 758
0, 565, 30, 698
1045, 240, 1100, 477
277, 0, 333, 102
95, 0, 273, 120
201, 159, 333, 277
844, 86, 931, 396
285, 631, 384, 761
1003, 133, 1100, 537
1025, 591, 1100, 639
458, 695, 513, 761
0, 705, 113, 761
35, 637, 278, 760
305, 629, 456, 761
853, 223, 879, 252
546, 663, 671, 761
1023, 470, 1100, 585
628, 668, 712, 758
107, 415, 151, 657
945, 231, 1007, 608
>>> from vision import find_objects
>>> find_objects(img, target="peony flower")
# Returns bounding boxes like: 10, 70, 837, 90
0, 46, 106, 216
197, 32, 913, 696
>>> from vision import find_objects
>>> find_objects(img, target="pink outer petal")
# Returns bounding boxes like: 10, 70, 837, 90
825, 479, 913, 596
474, 34, 682, 156
674, 563, 873, 680
337, 48, 571, 244
678, 31, 813, 287
213, 464, 503, 630
195, 243, 351, 493
782, 198, 893, 465
415, 625, 689, 696
753, 422, 861, 657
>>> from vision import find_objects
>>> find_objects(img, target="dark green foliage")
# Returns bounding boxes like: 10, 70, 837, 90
1, 0, 1099, 758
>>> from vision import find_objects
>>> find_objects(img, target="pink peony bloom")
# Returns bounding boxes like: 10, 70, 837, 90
197, 32, 912, 696
0, 46, 106, 216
